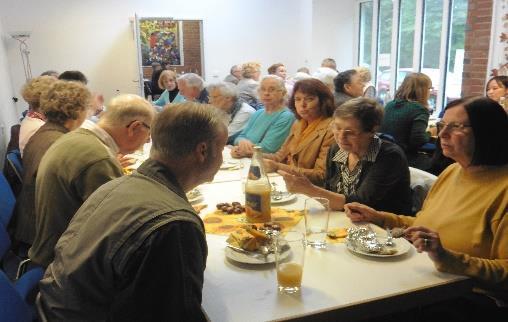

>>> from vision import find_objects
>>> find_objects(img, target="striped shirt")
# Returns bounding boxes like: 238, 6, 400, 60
332, 136, 382, 196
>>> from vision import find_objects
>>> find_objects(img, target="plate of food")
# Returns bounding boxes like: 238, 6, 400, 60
271, 192, 296, 204
225, 226, 289, 264
345, 227, 411, 258
186, 188, 203, 204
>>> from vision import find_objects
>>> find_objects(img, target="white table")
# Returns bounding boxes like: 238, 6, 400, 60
198, 178, 471, 322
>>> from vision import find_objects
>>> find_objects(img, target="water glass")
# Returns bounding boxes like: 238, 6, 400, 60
304, 197, 330, 248
276, 231, 305, 294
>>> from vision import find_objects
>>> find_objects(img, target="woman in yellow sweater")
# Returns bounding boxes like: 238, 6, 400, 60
263, 78, 335, 185
345, 96, 508, 320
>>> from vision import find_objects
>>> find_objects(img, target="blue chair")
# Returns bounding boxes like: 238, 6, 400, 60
0, 225, 11, 261
0, 173, 15, 228
0, 267, 44, 322
6, 149, 23, 183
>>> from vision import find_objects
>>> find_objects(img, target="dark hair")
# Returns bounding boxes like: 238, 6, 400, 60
444, 96, 508, 166
485, 76, 508, 92
267, 63, 284, 75
289, 79, 335, 120
58, 70, 88, 84
334, 97, 384, 132
334, 69, 357, 94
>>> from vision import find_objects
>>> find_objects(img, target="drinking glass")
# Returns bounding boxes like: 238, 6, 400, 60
304, 197, 330, 248
276, 231, 306, 294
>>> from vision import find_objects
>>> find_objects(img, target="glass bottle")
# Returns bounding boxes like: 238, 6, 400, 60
245, 146, 272, 223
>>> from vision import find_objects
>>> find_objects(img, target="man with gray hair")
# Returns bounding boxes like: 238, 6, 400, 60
177, 72, 209, 103
38, 102, 227, 321
208, 81, 255, 143
224, 64, 242, 84
29, 94, 155, 267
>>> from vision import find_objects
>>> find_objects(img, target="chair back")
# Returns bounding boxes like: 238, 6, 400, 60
0, 173, 16, 227
6, 149, 23, 182
0, 226, 11, 261
409, 167, 437, 213
0, 269, 32, 322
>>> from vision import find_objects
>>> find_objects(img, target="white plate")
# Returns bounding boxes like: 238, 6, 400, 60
225, 243, 290, 264
346, 237, 411, 258
186, 189, 203, 204
220, 160, 242, 170
271, 193, 297, 204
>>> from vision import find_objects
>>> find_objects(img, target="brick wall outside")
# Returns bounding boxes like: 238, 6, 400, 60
143, 20, 203, 80
462, 0, 493, 96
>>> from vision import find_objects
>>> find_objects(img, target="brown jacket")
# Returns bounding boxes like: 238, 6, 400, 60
268, 117, 334, 186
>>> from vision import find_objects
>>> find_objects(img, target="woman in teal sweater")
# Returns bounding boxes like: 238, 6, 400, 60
379, 72, 432, 168
231, 76, 295, 157
153, 70, 185, 109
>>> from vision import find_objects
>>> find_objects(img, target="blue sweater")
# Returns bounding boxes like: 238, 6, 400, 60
234, 107, 295, 153
154, 90, 185, 107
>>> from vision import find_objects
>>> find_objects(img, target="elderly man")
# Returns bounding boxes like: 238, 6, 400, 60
177, 73, 209, 103
208, 81, 255, 143
29, 94, 155, 268
333, 69, 365, 108
39, 102, 227, 321
224, 64, 242, 84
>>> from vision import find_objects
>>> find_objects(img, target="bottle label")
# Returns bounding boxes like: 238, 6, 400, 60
245, 192, 262, 212
248, 166, 261, 180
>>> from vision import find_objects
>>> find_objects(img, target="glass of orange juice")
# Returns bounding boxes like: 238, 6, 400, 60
276, 231, 306, 294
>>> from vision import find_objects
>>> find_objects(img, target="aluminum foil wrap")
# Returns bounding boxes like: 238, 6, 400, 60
346, 227, 383, 254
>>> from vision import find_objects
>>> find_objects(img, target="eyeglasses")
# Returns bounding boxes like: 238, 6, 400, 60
126, 120, 151, 130
330, 124, 361, 137
436, 121, 471, 134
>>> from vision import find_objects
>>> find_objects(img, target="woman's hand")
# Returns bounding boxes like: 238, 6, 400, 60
344, 202, 383, 226
230, 146, 243, 159
278, 169, 313, 194
117, 154, 136, 168
263, 159, 279, 173
237, 140, 254, 156
404, 226, 445, 262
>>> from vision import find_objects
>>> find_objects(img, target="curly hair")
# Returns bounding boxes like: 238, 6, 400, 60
40, 80, 92, 125
241, 62, 261, 79
289, 78, 335, 120
21, 76, 58, 110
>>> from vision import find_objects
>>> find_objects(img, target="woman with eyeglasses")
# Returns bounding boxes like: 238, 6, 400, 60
345, 97, 508, 321
379, 72, 433, 170
231, 75, 295, 158
279, 97, 411, 213
262, 78, 335, 186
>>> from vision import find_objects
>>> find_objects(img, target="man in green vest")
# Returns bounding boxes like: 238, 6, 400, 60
39, 102, 227, 321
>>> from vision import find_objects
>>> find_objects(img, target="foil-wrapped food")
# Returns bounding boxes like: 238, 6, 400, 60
346, 227, 397, 255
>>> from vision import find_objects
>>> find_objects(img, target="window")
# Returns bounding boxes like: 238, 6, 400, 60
358, 0, 469, 115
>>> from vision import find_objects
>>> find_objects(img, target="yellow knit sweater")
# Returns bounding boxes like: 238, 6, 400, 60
380, 163, 508, 303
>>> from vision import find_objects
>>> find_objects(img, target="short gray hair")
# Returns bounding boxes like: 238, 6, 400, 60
99, 94, 155, 127
334, 97, 383, 132
150, 102, 226, 160
260, 75, 286, 90
177, 73, 204, 91
207, 82, 238, 99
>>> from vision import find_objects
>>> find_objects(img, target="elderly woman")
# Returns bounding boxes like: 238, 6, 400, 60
153, 70, 184, 108
345, 97, 508, 321
207, 82, 255, 144
279, 98, 411, 213
379, 72, 432, 169
486, 76, 508, 112
333, 69, 365, 108
267, 63, 287, 80
237, 62, 261, 109
19, 76, 58, 156
263, 78, 335, 186
231, 76, 295, 157
13, 80, 92, 247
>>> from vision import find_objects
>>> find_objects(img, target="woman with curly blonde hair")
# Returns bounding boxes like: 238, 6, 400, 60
19, 76, 57, 156
237, 61, 262, 108
13, 80, 91, 247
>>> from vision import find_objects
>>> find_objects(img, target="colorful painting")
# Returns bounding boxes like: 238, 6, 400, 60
139, 19, 183, 66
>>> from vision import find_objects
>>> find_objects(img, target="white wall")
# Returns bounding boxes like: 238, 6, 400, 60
0, 16, 18, 162
311, 0, 357, 71
0, 0, 358, 122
